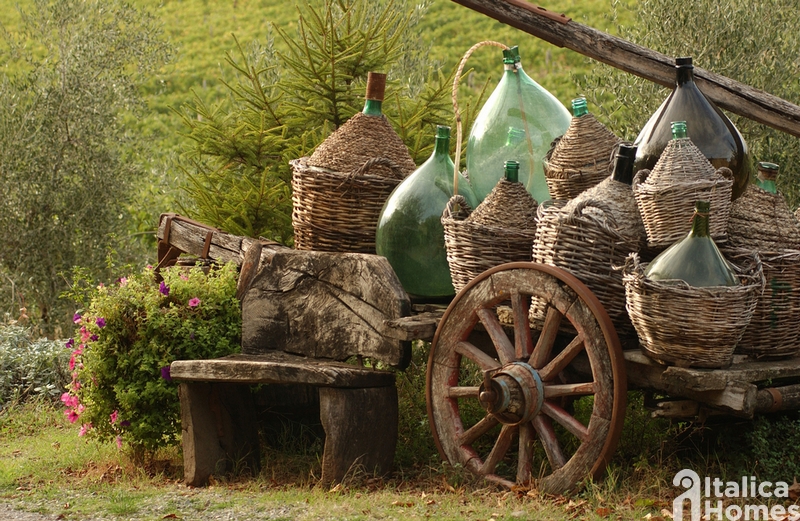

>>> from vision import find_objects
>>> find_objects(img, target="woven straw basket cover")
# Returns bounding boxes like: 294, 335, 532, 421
442, 179, 538, 292
291, 112, 416, 253
725, 184, 800, 359
633, 137, 733, 249
622, 251, 763, 368
543, 114, 622, 200
531, 180, 643, 337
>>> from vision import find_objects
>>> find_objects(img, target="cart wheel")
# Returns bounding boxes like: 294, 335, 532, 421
426, 262, 626, 494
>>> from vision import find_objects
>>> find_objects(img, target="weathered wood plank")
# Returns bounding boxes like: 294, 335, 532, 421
662, 356, 800, 391
241, 250, 411, 367
382, 311, 443, 342
171, 353, 395, 388
319, 386, 398, 484
451, 0, 800, 138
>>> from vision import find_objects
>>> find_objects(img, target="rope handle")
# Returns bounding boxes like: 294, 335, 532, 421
349, 156, 406, 180
452, 41, 510, 195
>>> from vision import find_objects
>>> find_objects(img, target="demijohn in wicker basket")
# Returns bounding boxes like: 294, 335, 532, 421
633, 125, 733, 250
623, 251, 763, 368
724, 163, 800, 359
290, 72, 416, 253
543, 97, 622, 200
442, 176, 538, 293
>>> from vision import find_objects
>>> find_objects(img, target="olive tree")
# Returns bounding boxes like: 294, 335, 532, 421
0, 0, 172, 331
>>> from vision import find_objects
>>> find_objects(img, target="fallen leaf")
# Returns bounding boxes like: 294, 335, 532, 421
789, 477, 800, 501
596, 507, 612, 516
426, 499, 436, 506
162, 515, 180, 519
661, 508, 674, 519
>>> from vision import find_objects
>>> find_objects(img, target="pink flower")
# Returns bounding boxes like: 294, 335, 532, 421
180, 273, 189, 281
66, 409, 79, 423
73, 313, 82, 324
116, 277, 128, 286
69, 355, 76, 371
110, 410, 118, 424
188, 297, 201, 308
80, 326, 91, 343
61, 393, 79, 409
115, 436, 123, 449
72, 380, 81, 391
79, 423, 92, 437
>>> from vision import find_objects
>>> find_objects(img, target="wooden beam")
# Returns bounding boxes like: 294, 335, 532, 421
450, 0, 800, 138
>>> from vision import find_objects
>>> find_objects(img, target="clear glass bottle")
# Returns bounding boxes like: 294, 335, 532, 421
466, 46, 571, 204
645, 200, 739, 286
755, 161, 779, 194
633, 56, 751, 199
376, 126, 479, 300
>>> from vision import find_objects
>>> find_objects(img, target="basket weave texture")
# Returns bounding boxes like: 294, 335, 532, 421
633, 137, 733, 249
725, 185, 800, 359
531, 196, 641, 336
291, 157, 406, 253
543, 114, 622, 200
292, 112, 416, 253
442, 180, 538, 292
623, 252, 763, 368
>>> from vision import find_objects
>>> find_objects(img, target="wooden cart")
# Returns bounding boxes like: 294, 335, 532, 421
157, 216, 800, 494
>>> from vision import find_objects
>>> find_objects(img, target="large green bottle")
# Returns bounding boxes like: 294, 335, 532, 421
633, 57, 751, 199
376, 126, 479, 300
645, 200, 739, 287
466, 46, 571, 203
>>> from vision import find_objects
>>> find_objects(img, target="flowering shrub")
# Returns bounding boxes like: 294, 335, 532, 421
61, 263, 241, 457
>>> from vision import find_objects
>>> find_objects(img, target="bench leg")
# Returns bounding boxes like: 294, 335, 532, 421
318, 385, 398, 484
179, 382, 261, 486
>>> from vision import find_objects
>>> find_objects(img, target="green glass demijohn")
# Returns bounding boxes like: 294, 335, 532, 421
755, 161, 779, 194
466, 45, 571, 204
376, 126, 479, 301
645, 200, 739, 287
633, 56, 751, 200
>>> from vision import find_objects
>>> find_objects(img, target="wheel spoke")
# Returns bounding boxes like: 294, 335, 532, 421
517, 422, 534, 484
541, 400, 590, 442
477, 308, 515, 365
511, 291, 534, 360
538, 333, 585, 382
480, 424, 516, 474
448, 386, 480, 399
529, 306, 563, 369
532, 415, 567, 470
459, 414, 500, 447
455, 340, 501, 371
543, 382, 595, 399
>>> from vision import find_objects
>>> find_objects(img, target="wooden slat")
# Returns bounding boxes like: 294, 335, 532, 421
450, 0, 800, 138
170, 353, 395, 388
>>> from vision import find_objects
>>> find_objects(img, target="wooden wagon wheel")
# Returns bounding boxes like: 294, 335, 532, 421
426, 262, 627, 494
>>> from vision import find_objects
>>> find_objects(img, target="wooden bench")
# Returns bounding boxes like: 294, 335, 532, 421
159, 215, 440, 486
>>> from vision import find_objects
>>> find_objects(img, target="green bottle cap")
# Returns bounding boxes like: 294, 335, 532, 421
504, 160, 520, 183
571, 97, 588, 117
671, 121, 688, 139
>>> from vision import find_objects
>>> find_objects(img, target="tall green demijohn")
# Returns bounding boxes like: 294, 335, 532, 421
466, 46, 571, 203
645, 200, 739, 287
376, 126, 479, 301
633, 56, 751, 199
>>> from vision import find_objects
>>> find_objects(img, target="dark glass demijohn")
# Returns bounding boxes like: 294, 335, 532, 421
645, 200, 739, 287
376, 126, 479, 301
466, 46, 571, 204
633, 57, 751, 199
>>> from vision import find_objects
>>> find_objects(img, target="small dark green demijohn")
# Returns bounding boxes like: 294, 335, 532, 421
376, 126, 479, 301
755, 161, 779, 194
645, 200, 739, 287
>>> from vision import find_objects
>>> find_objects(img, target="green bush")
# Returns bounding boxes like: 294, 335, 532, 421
62, 263, 241, 458
0, 323, 70, 407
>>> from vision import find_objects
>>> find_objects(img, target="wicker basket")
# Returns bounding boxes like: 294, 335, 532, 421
633, 137, 733, 249
543, 114, 622, 200
291, 156, 408, 253
724, 184, 800, 359
442, 179, 538, 292
623, 252, 763, 368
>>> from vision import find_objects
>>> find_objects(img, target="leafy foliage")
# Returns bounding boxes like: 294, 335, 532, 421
0, 323, 70, 407
177, 0, 456, 242
0, 0, 172, 330
64, 264, 241, 457
579, 0, 800, 207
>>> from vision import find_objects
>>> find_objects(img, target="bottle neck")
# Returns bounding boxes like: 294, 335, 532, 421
676, 65, 695, 86
756, 178, 777, 194
612, 154, 635, 185
362, 99, 382, 116
690, 208, 711, 237
433, 135, 450, 156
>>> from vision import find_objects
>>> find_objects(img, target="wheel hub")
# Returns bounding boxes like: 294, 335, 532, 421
477, 362, 544, 425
